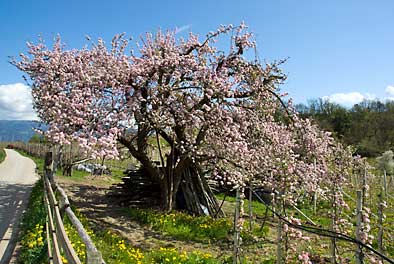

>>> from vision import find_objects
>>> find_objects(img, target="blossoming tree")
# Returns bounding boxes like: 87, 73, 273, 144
14, 24, 341, 216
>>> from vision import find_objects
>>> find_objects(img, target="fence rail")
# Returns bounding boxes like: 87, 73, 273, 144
43, 151, 104, 264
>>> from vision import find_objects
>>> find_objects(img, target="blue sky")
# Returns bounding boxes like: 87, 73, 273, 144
1, 0, 394, 119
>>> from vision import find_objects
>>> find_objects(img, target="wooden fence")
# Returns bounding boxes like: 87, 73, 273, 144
43, 152, 105, 264
10, 142, 135, 173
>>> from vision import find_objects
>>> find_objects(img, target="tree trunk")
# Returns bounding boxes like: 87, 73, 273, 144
158, 162, 224, 217
118, 137, 223, 217
62, 163, 72, 177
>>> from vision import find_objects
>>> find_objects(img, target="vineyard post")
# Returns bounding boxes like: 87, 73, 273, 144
383, 170, 387, 196
313, 159, 317, 215
330, 188, 337, 264
377, 186, 385, 262
355, 190, 364, 264
233, 187, 241, 264
276, 195, 284, 264
313, 192, 317, 215
354, 168, 359, 188
390, 174, 394, 189
248, 184, 253, 232
69, 144, 73, 175
362, 165, 369, 208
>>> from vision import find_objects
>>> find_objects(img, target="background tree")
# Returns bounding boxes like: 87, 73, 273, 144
376, 150, 394, 175
296, 98, 394, 157
28, 133, 47, 144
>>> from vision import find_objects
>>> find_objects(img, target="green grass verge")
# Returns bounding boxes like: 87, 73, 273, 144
0, 147, 5, 163
16, 150, 92, 180
18, 178, 48, 264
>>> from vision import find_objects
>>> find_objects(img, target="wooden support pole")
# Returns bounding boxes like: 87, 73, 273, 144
342, 190, 356, 202
355, 190, 364, 264
291, 205, 317, 226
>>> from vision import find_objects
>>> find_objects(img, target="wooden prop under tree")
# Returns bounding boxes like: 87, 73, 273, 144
119, 135, 223, 216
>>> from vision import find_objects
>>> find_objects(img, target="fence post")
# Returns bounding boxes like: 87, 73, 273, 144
355, 190, 364, 264
45, 151, 54, 182
58, 193, 69, 218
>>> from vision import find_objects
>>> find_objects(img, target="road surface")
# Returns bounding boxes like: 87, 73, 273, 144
0, 149, 38, 264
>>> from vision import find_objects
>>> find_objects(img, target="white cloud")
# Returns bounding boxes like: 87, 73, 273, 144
0, 83, 37, 120
175, 24, 191, 34
322, 92, 376, 106
385, 85, 394, 97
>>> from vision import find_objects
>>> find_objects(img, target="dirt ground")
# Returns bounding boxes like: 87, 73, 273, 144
56, 176, 240, 258
57, 175, 341, 263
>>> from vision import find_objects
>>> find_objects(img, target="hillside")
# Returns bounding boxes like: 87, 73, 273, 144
0, 120, 44, 142
296, 99, 394, 157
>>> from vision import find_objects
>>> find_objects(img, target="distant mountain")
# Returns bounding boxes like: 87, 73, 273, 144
0, 120, 46, 142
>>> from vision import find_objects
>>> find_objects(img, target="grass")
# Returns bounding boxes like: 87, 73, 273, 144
64, 209, 225, 264
0, 147, 5, 163
18, 178, 48, 264
127, 208, 233, 243
14, 146, 394, 262
16, 149, 115, 183
15, 149, 227, 263
216, 193, 270, 216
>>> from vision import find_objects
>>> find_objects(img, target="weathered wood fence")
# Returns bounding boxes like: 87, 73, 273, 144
43, 152, 105, 264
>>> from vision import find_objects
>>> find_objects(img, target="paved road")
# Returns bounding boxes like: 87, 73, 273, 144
0, 149, 38, 264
